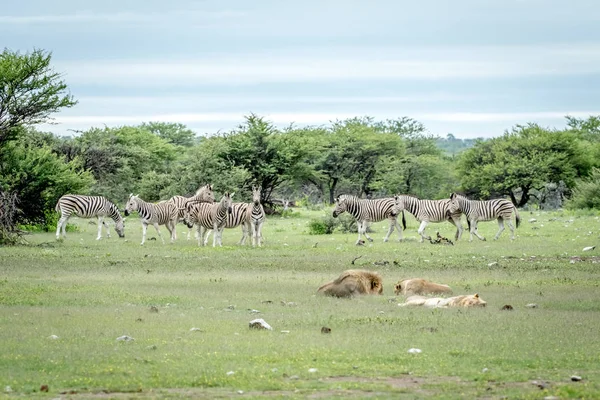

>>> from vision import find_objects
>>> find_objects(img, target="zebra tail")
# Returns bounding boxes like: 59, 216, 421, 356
514, 206, 521, 229
55, 199, 61, 213
401, 211, 406, 230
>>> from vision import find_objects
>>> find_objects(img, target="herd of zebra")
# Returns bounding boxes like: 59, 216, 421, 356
54, 185, 521, 246
55, 184, 266, 247
332, 193, 521, 245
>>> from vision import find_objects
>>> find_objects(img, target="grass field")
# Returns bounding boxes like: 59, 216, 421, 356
1, 208, 600, 399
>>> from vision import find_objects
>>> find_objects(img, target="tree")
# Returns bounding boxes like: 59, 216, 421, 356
457, 124, 593, 207
139, 122, 197, 147
0, 48, 76, 146
566, 168, 600, 210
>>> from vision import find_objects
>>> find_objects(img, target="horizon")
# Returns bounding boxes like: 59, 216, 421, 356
3, 1, 599, 139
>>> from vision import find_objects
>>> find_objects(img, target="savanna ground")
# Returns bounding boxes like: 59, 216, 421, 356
1, 207, 600, 399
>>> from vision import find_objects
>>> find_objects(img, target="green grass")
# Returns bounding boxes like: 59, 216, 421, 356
1, 209, 599, 399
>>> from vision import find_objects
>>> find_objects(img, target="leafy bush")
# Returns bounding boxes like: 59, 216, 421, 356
308, 215, 339, 235
566, 168, 600, 210
335, 213, 358, 233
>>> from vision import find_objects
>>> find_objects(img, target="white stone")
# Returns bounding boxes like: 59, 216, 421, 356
249, 318, 273, 330
116, 335, 135, 342
48, 335, 59, 340
407, 348, 422, 354
226, 371, 235, 376
308, 368, 318, 373
583, 246, 595, 252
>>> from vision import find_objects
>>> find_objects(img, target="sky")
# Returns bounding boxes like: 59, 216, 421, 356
2, 0, 600, 139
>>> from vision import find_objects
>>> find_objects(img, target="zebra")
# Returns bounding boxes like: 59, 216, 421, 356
124, 194, 179, 245
393, 195, 464, 242
185, 200, 250, 246
448, 193, 521, 241
55, 194, 125, 240
168, 184, 215, 240
183, 192, 233, 247
201, 185, 266, 247
332, 195, 406, 245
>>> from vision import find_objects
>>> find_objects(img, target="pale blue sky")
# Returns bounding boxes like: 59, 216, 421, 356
2, 0, 600, 138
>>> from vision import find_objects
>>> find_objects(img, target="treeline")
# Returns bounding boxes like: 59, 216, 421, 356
2, 48, 600, 243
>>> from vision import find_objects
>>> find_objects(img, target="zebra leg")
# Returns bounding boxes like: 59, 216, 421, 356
141, 222, 148, 245
96, 216, 104, 240
239, 223, 249, 245
152, 222, 165, 244
363, 222, 374, 242
471, 221, 486, 241
494, 217, 505, 240
417, 220, 430, 243
356, 221, 365, 244
383, 219, 395, 242
167, 221, 176, 244
452, 218, 463, 241
506, 219, 516, 240
203, 229, 212, 246
196, 226, 205, 247
56, 214, 69, 240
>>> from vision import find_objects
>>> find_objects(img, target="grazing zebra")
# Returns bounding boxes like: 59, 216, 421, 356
55, 194, 125, 240
332, 195, 406, 245
394, 195, 464, 242
168, 184, 215, 240
448, 193, 521, 241
124, 194, 179, 245
183, 193, 234, 247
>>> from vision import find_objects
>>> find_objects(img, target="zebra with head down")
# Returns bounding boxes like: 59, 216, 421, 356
332, 195, 405, 245
55, 194, 125, 240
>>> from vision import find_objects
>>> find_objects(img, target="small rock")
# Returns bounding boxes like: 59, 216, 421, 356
308, 368, 318, 373
571, 375, 582, 382
321, 326, 331, 334
531, 380, 549, 389
544, 397, 560, 400
237, 390, 244, 394
501, 305, 514, 311
48, 335, 59, 340
583, 246, 595, 252
271, 368, 278, 372
226, 371, 235, 376
526, 303, 538, 308
249, 309, 261, 314
149, 306, 159, 313
529, 218, 537, 223
40, 385, 49, 392
407, 348, 422, 354
4, 386, 12, 393
249, 318, 273, 330
227, 305, 235, 310
261, 300, 273, 304
146, 345, 157, 350
488, 262, 499, 267
482, 368, 489, 373
116, 335, 135, 342
280, 330, 290, 334
189, 327, 203, 332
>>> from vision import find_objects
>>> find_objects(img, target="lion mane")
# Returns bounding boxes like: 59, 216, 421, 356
394, 278, 453, 296
317, 269, 383, 298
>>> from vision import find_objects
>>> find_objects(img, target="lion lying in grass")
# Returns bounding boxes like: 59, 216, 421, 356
399, 293, 487, 308
394, 278, 452, 296
317, 269, 383, 298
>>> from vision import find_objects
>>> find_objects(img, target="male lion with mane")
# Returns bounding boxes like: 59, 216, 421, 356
399, 293, 487, 308
317, 270, 383, 298
394, 278, 452, 296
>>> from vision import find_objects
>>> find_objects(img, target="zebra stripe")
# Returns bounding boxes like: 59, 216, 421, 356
183, 193, 233, 247
448, 193, 521, 241
124, 194, 179, 245
394, 195, 464, 242
332, 195, 406, 245
168, 184, 215, 239
55, 194, 125, 240
248, 185, 266, 247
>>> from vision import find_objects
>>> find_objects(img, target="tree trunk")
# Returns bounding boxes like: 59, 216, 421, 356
328, 177, 339, 204
517, 187, 530, 207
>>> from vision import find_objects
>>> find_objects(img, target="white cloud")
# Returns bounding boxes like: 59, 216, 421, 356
57, 43, 600, 86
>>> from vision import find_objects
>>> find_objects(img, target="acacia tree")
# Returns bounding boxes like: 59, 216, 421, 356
0, 48, 76, 146
457, 124, 592, 207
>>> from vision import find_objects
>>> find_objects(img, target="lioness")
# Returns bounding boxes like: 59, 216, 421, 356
317, 269, 383, 298
394, 278, 452, 296
399, 293, 487, 308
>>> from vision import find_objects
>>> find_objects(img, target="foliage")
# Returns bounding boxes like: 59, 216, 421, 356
139, 121, 197, 147
565, 168, 600, 210
0, 48, 76, 146
0, 130, 94, 229
435, 133, 480, 155
457, 124, 593, 206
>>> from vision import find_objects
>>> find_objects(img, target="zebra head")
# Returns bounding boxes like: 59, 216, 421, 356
195, 184, 215, 203
392, 195, 405, 217
218, 192, 234, 215
124, 194, 139, 216
252, 185, 262, 205
115, 218, 125, 238
448, 193, 461, 216
183, 202, 196, 229
332, 196, 346, 218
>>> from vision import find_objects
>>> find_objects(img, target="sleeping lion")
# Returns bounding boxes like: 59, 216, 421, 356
399, 293, 487, 308
317, 269, 383, 298
394, 278, 452, 296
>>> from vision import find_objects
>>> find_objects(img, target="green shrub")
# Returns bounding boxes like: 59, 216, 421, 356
308, 215, 339, 235
566, 168, 600, 210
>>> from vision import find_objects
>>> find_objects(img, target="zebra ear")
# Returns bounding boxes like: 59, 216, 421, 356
450, 193, 455, 200
230, 192, 235, 199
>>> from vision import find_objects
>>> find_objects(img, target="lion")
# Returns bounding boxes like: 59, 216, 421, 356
317, 269, 383, 298
399, 293, 487, 308
394, 278, 453, 296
